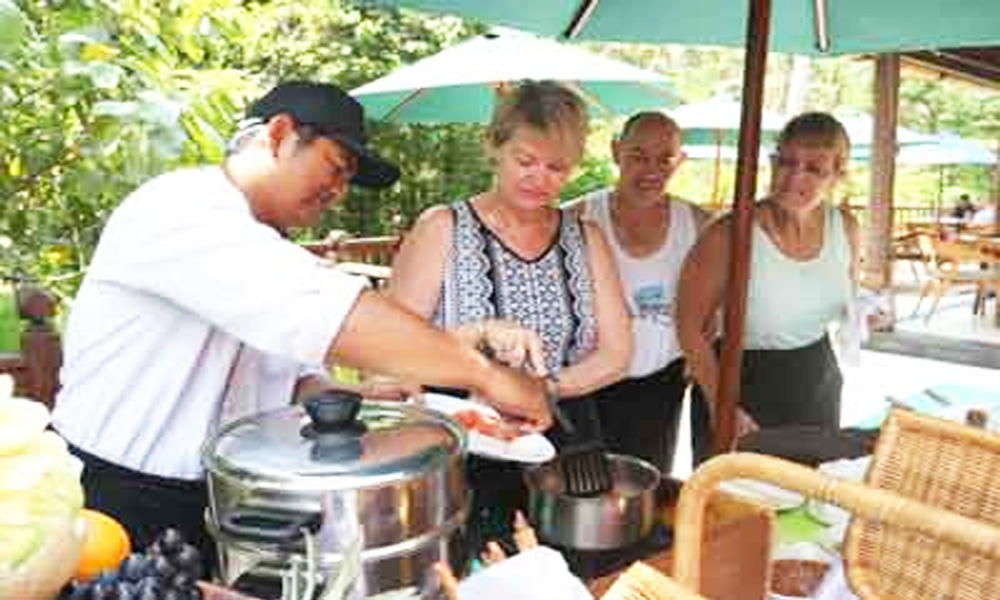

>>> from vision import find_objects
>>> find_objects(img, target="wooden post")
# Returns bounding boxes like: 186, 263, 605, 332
713, 0, 770, 455
993, 140, 1000, 230
864, 55, 900, 295
17, 285, 61, 408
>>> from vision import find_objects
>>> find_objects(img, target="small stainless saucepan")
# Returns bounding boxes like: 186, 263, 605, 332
524, 453, 661, 550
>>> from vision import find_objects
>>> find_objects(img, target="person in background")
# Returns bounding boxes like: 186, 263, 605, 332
951, 193, 977, 221
678, 112, 859, 443
971, 201, 997, 228
387, 80, 630, 551
565, 111, 711, 473
51, 81, 551, 566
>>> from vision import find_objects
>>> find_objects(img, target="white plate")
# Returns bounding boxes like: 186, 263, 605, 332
417, 393, 556, 464
718, 478, 805, 511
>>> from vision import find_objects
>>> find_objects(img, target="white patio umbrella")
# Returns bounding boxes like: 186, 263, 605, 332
674, 98, 785, 146
838, 113, 935, 148
674, 98, 784, 204
351, 29, 680, 123
885, 133, 997, 212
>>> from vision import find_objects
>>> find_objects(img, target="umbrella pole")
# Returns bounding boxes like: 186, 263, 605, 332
994, 140, 1000, 231
936, 165, 944, 220
712, 130, 722, 206
713, 0, 771, 456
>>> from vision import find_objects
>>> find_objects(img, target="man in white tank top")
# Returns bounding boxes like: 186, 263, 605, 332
565, 112, 711, 474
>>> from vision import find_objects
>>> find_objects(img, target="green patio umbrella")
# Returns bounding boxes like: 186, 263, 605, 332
363, 0, 1000, 55
355, 0, 1000, 454
859, 133, 999, 214
351, 29, 680, 122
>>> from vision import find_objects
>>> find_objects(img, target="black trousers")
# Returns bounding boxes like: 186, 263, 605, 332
68, 443, 217, 576
695, 336, 843, 456
594, 359, 713, 474
740, 336, 843, 430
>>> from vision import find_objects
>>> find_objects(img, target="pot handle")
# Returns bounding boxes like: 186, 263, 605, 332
219, 506, 323, 545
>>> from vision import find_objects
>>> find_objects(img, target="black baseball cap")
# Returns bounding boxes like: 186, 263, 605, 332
246, 81, 400, 189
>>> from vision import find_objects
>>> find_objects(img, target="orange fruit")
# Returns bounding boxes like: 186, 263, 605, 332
75, 509, 132, 582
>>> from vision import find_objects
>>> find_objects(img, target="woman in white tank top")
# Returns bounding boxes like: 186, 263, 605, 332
569, 112, 711, 474
678, 112, 860, 443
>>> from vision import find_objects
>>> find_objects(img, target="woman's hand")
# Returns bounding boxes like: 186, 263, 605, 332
735, 407, 759, 438
457, 320, 548, 377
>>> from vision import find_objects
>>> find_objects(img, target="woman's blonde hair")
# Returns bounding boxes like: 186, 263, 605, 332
776, 112, 851, 174
485, 80, 589, 165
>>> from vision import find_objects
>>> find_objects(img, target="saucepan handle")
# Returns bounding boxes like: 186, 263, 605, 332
219, 506, 323, 545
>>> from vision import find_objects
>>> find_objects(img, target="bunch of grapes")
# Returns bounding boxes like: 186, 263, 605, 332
60, 528, 204, 600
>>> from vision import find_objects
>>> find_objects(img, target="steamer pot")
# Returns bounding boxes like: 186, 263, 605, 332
202, 391, 469, 599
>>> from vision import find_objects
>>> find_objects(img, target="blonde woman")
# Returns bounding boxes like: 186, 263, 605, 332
388, 80, 630, 551
678, 112, 859, 441
389, 80, 629, 419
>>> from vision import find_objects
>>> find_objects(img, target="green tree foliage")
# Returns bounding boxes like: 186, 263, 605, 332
0, 0, 489, 294
1, 0, 254, 296
222, 0, 491, 236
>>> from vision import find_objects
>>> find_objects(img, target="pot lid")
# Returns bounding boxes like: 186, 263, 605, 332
203, 391, 464, 485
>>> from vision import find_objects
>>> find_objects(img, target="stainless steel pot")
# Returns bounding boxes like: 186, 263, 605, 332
202, 391, 469, 599
524, 453, 660, 550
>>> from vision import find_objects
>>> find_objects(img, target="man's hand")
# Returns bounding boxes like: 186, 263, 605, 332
477, 364, 552, 432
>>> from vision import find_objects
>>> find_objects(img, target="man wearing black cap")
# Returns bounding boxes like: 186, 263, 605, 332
52, 81, 550, 563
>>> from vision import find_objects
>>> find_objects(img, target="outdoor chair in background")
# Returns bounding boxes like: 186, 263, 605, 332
0, 281, 61, 408
657, 408, 1000, 600
911, 233, 1000, 322
889, 229, 926, 284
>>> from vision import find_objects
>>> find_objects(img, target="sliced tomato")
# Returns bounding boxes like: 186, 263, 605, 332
452, 409, 520, 441
453, 409, 482, 430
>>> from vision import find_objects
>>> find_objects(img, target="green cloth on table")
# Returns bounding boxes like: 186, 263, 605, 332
775, 505, 828, 545
0, 285, 20, 352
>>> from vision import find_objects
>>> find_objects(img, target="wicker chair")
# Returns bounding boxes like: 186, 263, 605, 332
608, 409, 1000, 600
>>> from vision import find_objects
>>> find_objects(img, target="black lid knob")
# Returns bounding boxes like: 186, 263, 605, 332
303, 390, 362, 434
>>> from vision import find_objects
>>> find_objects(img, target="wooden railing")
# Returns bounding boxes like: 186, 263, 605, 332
705, 201, 958, 234
301, 234, 402, 266
0, 283, 62, 408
